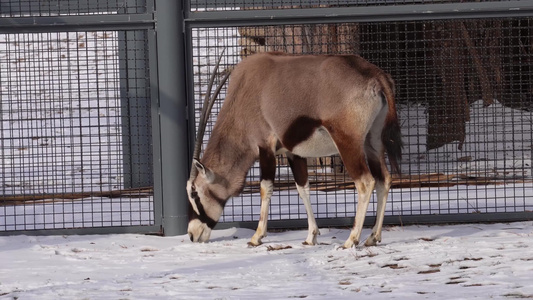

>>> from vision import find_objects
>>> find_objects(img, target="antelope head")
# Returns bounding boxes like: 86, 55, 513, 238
187, 51, 230, 243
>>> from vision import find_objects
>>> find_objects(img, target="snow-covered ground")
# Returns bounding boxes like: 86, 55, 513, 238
1, 222, 532, 299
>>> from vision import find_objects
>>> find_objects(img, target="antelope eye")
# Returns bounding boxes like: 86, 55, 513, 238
191, 191, 198, 198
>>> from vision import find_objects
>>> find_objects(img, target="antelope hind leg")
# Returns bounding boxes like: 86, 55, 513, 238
364, 180, 387, 246
363, 128, 392, 247
343, 173, 375, 249
364, 171, 391, 246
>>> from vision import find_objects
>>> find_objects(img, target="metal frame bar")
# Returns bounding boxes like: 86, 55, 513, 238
148, 27, 164, 236
0, 14, 155, 33
0, 225, 161, 236
186, 1, 533, 26
0, 0, 146, 15
153, 0, 191, 236
189, 0, 502, 9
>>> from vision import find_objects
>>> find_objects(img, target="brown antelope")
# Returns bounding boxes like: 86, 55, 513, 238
187, 51, 402, 249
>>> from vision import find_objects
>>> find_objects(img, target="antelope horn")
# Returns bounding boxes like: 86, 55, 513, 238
189, 49, 231, 182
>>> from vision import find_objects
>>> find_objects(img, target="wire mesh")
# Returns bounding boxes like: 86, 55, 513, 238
190, 17, 533, 224
0, 0, 148, 17
189, 0, 517, 11
0, 30, 154, 231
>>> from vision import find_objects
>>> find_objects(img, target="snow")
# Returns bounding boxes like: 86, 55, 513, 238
399, 100, 533, 178
1, 222, 532, 299
1, 196, 154, 231
0, 31, 156, 231
0, 31, 123, 196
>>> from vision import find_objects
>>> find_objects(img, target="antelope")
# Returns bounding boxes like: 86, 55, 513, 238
187, 51, 402, 249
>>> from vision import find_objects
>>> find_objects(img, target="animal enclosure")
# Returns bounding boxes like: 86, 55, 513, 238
187, 1, 533, 228
1, 0, 532, 235
0, 0, 158, 233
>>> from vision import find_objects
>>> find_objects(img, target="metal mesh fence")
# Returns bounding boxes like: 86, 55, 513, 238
189, 0, 517, 11
190, 17, 533, 224
0, 0, 148, 17
0, 29, 154, 231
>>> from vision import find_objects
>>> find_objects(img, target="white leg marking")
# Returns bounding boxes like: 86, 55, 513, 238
297, 182, 320, 245
364, 174, 391, 246
365, 179, 391, 246
249, 180, 273, 246
343, 174, 375, 249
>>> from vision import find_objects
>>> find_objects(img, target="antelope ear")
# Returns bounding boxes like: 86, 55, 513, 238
193, 159, 216, 183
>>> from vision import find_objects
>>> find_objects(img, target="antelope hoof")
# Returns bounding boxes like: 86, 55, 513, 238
342, 239, 358, 249
302, 239, 316, 246
302, 229, 320, 246
364, 233, 381, 247
248, 234, 264, 247
247, 241, 262, 247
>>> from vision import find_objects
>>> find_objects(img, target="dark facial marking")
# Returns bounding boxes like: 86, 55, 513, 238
188, 187, 218, 229
282, 116, 322, 151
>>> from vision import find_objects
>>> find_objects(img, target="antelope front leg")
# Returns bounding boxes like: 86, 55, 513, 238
249, 147, 277, 247
343, 174, 375, 249
288, 154, 319, 245
297, 182, 320, 245
249, 180, 273, 246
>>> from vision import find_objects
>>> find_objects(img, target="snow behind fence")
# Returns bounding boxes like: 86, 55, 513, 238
0, 31, 154, 231
190, 24, 533, 224
1, 13, 533, 232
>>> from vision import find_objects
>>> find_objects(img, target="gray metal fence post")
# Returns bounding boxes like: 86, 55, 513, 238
154, 0, 189, 236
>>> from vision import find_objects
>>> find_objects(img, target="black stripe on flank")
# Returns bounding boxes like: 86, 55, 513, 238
189, 190, 218, 229
282, 116, 322, 151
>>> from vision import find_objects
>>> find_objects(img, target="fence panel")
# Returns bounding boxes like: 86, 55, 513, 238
188, 0, 512, 11
186, 1, 533, 229
2, 0, 532, 235
0, 0, 159, 234
0, 0, 147, 16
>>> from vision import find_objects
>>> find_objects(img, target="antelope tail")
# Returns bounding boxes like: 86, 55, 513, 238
380, 76, 403, 174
